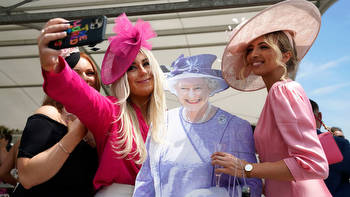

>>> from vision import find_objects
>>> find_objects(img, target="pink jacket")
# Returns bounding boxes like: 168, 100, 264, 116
42, 57, 149, 190
254, 80, 331, 197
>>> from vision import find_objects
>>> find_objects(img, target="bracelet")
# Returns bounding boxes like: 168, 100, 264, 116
58, 142, 71, 154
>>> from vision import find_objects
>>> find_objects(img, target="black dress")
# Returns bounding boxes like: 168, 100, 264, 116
13, 114, 98, 197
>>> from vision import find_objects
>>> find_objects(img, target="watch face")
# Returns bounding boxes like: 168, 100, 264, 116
245, 164, 253, 172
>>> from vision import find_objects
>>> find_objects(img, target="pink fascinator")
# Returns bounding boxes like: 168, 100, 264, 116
101, 13, 157, 85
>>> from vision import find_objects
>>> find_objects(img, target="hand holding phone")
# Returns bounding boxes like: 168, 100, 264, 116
48, 16, 107, 50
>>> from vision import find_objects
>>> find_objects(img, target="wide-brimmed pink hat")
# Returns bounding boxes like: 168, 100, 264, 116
101, 13, 157, 85
221, 0, 321, 91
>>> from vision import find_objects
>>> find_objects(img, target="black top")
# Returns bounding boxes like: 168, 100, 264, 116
13, 114, 98, 197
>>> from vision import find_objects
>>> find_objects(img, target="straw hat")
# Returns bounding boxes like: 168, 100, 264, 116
221, 0, 321, 91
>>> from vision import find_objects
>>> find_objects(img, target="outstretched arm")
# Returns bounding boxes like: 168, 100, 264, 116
38, 18, 115, 148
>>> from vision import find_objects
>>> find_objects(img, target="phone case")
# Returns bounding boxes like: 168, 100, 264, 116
48, 16, 107, 50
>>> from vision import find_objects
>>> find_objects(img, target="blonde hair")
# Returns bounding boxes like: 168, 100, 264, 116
110, 48, 166, 164
240, 31, 298, 80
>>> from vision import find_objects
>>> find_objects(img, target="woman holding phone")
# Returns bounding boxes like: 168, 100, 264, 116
37, 13, 166, 196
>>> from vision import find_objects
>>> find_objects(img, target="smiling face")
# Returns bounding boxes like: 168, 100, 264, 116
73, 57, 98, 89
245, 32, 295, 80
127, 52, 154, 98
245, 36, 280, 77
175, 77, 210, 112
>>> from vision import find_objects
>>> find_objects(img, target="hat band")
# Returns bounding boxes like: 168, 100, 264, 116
282, 30, 294, 50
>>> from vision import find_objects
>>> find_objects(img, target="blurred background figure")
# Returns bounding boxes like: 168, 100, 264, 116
331, 127, 345, 138
0, 126, 20, 195
310, 99, 350, 197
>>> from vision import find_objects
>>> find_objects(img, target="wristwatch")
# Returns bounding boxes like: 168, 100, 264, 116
244, 163, 253, 177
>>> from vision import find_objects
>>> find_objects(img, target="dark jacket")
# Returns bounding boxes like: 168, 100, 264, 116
317, 129, 350, 197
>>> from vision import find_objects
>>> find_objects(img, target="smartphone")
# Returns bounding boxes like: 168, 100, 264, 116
48, 16, 107, 50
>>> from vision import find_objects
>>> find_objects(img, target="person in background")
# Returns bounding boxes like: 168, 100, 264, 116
0, 127, 19, 194
310, 99, 350, 197
213, 1, 330, 196
134, 54, 262, 197
0, 140, 19, 187
37, 13, 166, 196
13, 49, 99, 197
331, 127, 345, 138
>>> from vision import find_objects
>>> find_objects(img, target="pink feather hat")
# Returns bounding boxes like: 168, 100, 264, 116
101, 13, 157, 85
221, 0, 321, 91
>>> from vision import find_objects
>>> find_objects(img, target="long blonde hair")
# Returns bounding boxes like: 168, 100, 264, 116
240, 31, 298, 80
110, 48, 166, 164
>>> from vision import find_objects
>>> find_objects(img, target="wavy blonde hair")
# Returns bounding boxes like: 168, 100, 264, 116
240, 31, 298, 80
110, 48, 166, 164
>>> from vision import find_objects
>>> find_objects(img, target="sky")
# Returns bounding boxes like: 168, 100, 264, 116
296, 0, 350, 138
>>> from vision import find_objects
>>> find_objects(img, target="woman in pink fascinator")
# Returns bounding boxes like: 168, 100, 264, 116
212, 0, 331, 196
37, 13, 166, 196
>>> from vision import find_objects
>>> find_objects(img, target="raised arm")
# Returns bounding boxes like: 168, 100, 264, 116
37, 18, 115, 146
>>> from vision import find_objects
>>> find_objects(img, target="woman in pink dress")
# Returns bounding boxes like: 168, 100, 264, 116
212, 0, 331, 196
36, 13, 166, 196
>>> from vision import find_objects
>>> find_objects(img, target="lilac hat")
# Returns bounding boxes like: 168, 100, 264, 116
221, 0, 321, 91
167, 54, 229, 96
101, 13, 157, 85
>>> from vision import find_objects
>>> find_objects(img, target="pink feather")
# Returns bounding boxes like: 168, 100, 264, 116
108, 13, 156, 56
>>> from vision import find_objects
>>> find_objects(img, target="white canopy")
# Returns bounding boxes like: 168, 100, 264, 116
0, 0, 336, 136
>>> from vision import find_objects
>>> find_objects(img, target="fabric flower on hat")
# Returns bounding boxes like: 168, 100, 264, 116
101, 13, 157, 85
108, 13, 156, 57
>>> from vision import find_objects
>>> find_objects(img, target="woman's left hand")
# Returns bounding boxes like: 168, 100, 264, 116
211, 152, 249, 178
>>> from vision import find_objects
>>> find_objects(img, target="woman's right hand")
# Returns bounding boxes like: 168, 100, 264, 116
37, 18, 70, 72
67, 118, 88, 140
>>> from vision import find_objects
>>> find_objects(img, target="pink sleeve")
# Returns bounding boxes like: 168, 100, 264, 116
270, 82, 328, 181
42, 56, 118, 148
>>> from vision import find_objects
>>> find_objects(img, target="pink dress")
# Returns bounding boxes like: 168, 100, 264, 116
254, 80, 331, 197
42, 56, 149, 190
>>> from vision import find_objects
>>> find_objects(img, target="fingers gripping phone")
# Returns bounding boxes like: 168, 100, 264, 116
48, 16, 107, 50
